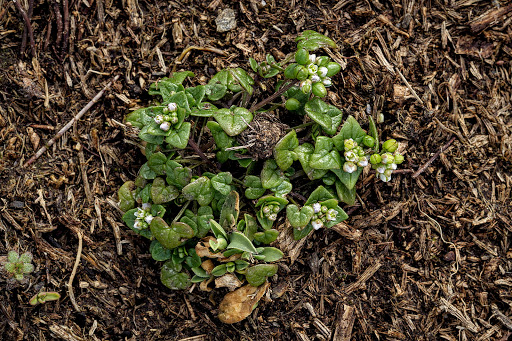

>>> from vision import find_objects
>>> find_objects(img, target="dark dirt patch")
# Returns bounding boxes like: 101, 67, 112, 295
1, 0, 512, 340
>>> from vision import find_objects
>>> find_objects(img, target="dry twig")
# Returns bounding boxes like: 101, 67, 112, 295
412, 136, 456, 178
13, 0, 36, 58
68, 230, 83, 312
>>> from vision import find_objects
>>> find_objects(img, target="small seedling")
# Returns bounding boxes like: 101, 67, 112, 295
29, 291, 61, 306
4, 251, 34, 281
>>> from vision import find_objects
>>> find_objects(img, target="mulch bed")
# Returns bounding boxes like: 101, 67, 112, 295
1, 0, 511, 340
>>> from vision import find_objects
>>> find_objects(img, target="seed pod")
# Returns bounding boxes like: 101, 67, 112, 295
285, 98, 301, 111
394, 153, 405, 164
325, 62, 342, 77
312, 82, 327, 97
369, 154, 381, 165
284, 63, 299, 79
382, 139, 399, 153
363, 135, 375, 147
295, 66, 309, 81
295, 48, 310, 65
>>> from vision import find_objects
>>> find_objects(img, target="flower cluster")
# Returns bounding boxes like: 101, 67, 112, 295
342, 138, 370, 173
262, 204, 280, 221
133, 203, 153, 230
370, 139, 404, 182
154, 102, 179, 131
310, 202, 338, 230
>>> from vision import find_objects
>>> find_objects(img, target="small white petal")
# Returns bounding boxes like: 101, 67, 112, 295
313, 203, 321, 213
309, 54, 316, 63
145, 215, 154, 224
311, 220, 323, 230
358, 160, 368, 167
310, 75, 321, 83
376, 166, 386, 174
318, 67, 328, 78
168, 102, 178, 111
160, 122, 171, 131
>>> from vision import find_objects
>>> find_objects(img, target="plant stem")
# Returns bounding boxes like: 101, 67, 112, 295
172, 201, 191, 223
287, 121, 315, 132
249, 80, 297, 113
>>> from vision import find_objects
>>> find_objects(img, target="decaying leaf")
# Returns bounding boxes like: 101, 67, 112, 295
215, 273, 243, 291
195, 237, 241, 262
218, 282, 270, 324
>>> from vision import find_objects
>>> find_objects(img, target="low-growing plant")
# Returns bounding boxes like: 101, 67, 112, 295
29, 291, 61, 305
4, 250, 34, 281
118, 30, 404, 323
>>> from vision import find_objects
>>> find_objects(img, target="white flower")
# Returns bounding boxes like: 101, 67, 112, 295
313, 203, 321, 213
357, 159, 368, 167
311, 219, 323, 230
384, 169, 393, 177
310, 74, 321, 83
376, 166, 386, 174
268, 213, 277, 221
343, 162, 357, 173
378, 173, 391, 182
344, 151, 357, 162
326, 209, 337, 221
167, 102, 178, 111
309, 54, 316, 64
322, 78, 332, 87
142, 203, 151, 210
262, 206, 271, 215
144, 215, 154, 224
154, 115, 164, 124
389, 163, 397, 170
133, 220, 142, 230
318, 67, 328, 78
308, 64, 319, 75
160, 121, 171, 131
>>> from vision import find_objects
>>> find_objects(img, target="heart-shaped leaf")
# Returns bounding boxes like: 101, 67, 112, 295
244, 175, 266, 199
256, 247, 284, 262
213, 107, 253, 136
150, 218, 194, 250
150, 240, 172, 261
197, 206, 214, 238
305, 186, 335, 205
304, 98, 343, 135
147, 152, 167, 175
160, 260, 191, 290
296, 30, 337, 51
182, 176, 214, 206
246, 264, 278, 287
335, 179, 356, 205
274, 130, 299, 171
150, 177, 179, 204
294, 143, 328, 180
270, 179, 292, 197
118, 181, 135, 212
185, 85, 205, 105
139, 162, 157, 180
309, 136, 342, 170
261, 159, 283, 189
230, 68, 254, 95
332, 167, 363, 190
253, 229, 279, 244
220, 191, 239, 229
286, 204, 314, 228
165, 122, 191, 149
212, 172, 233, 195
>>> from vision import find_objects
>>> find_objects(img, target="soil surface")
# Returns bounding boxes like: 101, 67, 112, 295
1, 0, 512, 340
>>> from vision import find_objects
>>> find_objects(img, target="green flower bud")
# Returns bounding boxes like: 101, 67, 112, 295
262, 206, 271, 215
370, 154, 382, 165
295, 66, 309, 81
273, 206, 280, 213
382, 139, 399, 153
300, 80, 312, 94
295, 48, 310, 65
384, 169, 393, 177
284, 63, 299, 79
312, 82, 327, 97
344, 138, 356, 151
285, 98, 301, 111
381, 152, 394, 165
325, 62, 341, 77
363, 135, 375, 147
394, 153, 404, 164
321, 205, 328, 213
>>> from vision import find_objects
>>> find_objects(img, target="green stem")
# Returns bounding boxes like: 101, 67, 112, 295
287, 121, 315, 132
249, 80, 297, 113
172, 200, 191, 223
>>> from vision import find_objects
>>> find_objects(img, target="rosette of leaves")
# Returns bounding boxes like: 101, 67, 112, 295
4, 251, 34, 281
287, 186, 348, 240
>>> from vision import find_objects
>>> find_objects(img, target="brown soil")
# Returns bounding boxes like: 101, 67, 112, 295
1, 0, 512, 340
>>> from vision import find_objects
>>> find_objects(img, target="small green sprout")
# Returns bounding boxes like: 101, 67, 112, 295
29, 291, 61, 305
4, 251, 34, 281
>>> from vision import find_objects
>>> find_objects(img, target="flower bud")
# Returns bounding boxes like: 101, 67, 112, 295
389, 163, 397, 170
378, 173, 391, 182
285, 98, 301, 111
154, 114, 164, 124
325, 62, 341, 77
142, 203, 151, 210
376, 166, 386, 174
370, 154, 381, 165
295, 66, 309, 81
318, 66, 328, 78
300, 80, 312, 94
133, 221, 142, 230
262, 206, 271, 215
307, 63, 319, 75
357, 158, 368, 167
382, 139, 398, 153
168, 102, 178, 112
315, 56, 330, 66
170, 115, 179, 124
160, 121, 171, 131
381, 153, 394, 165
273, 205, 280, 213
344, 150, 357, 162
321, 205, 328, 213
362, 135, 375, 147
295, 48, 310, 65
384, 169, 393, 177
313, 202, 321, 213
394, 153, 405, 164
343, 161, 357, 173
322, 78, 332, 87
344, 138, 356, 151
310, 74, 321, 83
309, 53, 317, 64
268, 213, 277, 221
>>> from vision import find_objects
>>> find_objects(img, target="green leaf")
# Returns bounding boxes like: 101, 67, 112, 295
182, 177, 214, 206
241, 214, 259, 241
369, 115, 379, 153
29, 292, 61, 305
165, 122, 191, 149
19, 252, 33, 264
137, 183, 152, 203
7, 251, 19, 263
139, 162, 157, 180
190, 102, 218, 117
261, 159, 283, 189
150, 177, 179, 204
165, 160, 192, 189
211, 264, 227, 277
305, 186, 335, 205
332, 116, 367, 151
150, 218, 194, 249
191, 266, 210, 278
197, 206, 214, 238
257, 247, 284, 262
185, 249, 202, 268
293, 225, 313, 240
169, 71, 195, 85
286, 204, 314, 228
206, 83, 227, 101
227, 232, 258, 253
122, 209, 152, 239
207, 121, 235, 150
160, 261, 191, 290
22, 263, 34, 274
274, 130, 299, 171
186, 85, 206, 105
249, 58, 259, 72
213, 107, 253, 136
150, 204, 166, 218
335, 179, 356, 205
332, 167, 363, 190
304, 98, 343, 135
211, 172, 233, 195
125, 107, 157, 128
270, 179, 292, 197
210, 219, 228, 240
253, 229, 279, 244
150, 240, 172, 261
219, 191, 240, 229
296, 30, 337, 51
309, 136, 342, 170
230, 68, 254, 95
244, 175, 266, 199
118, 181, 136, 212
246, 264, 278, 287
294, 143, 328, 180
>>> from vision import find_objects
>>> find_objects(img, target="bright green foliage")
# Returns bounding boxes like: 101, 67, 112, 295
29, 292, 61, 306
4, 251, 34, 281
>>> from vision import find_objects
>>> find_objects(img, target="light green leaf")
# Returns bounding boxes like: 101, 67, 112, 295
118, 181, 135, 212
293, 225, 314, 240
246, 264, 278, 287
227, 232, 258, 254
230, 68, 254, 95
213, 107, 253, 136
305, 186, 335, 205
219, 191, 240, 229
147, 152, 167, 175
274, 130, 299, 171
332, 167, 363, 190
165, 122, 191, 149
212, 172, 233, 195
256, 247, 284, 262
332, 116, 367, 151
294, 143, 328, 180
296, 30, 337, 51
253, 229, 279, 244
286, 204, 314, 228
304, 98, 343, 135
309, 136, 342, 169
244, 175, 266, 199
210, 219, 228, 240
261, 159, 283, 189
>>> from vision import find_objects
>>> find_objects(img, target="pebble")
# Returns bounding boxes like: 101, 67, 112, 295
215, 8, 236, 32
